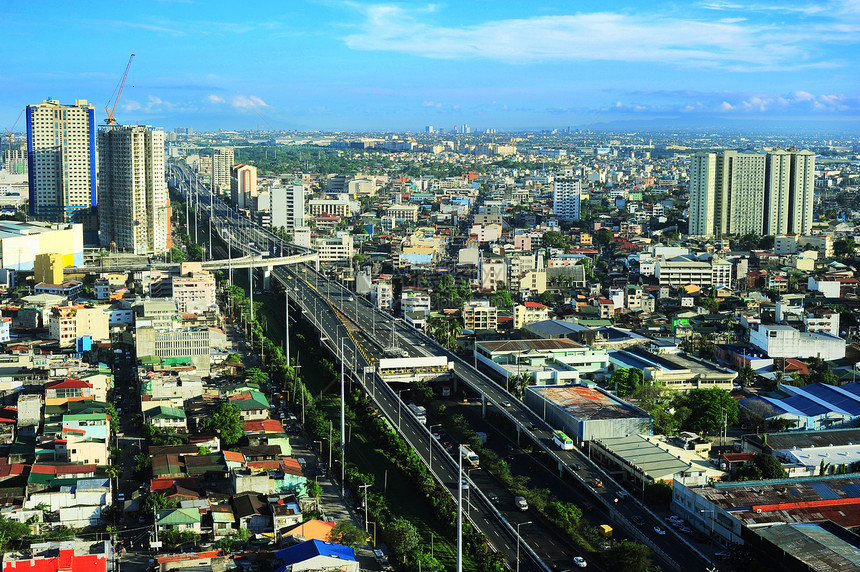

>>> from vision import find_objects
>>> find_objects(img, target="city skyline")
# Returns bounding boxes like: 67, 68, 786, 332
2, 1, 859, 132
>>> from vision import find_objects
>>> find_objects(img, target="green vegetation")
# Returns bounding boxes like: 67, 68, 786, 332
198, 402, 244, 446
329, 521, 368, 549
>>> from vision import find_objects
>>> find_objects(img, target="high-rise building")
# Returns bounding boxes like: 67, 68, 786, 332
3, 146, 26, 175
552, 178, 581, 223
270, 183, 305, 231
690, 149, 815, 238
26, 99, 96, 222
765, 148, 815, 235
230, 164, 257, 209
97, 125, 170, 254
211, 147, 234, 196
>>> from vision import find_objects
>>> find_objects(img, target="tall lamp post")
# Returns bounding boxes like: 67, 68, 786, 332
456, 444, 464, 572
516, 521, 532, 572
358, 483, 371, 532
428, 423, 441, 475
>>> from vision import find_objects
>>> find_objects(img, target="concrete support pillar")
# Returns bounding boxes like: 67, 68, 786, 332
263, 265, 273, 291
558, 460, 564, 478
481, 394, 487, 418
516, 423, 522, 446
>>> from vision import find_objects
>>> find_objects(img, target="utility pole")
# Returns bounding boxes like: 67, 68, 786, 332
457, 444, 463, 572
285, 289, 290, 366
340, 336, 346, 495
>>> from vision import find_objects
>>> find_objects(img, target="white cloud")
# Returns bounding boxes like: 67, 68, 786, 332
232, 95, 268, 109
719, 101, 735, 110
207, 94, 225, 104
340, 5, 840, 70
122, 100, 142, 111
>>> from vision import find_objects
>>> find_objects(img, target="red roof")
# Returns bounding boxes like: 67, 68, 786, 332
3, 549, 107, 572
523, 302, 548, 309
150, 477, 200, 492
30, 463, 97, 475
46, 378, 92, 390
243, 419, 284, 434
247, 457, 303, 477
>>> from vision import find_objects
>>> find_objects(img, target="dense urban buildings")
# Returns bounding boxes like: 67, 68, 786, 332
210, 146, 234, 196
97, 125, 170, 254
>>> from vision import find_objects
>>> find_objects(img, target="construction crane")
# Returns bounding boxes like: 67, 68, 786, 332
104, 53, 135, 125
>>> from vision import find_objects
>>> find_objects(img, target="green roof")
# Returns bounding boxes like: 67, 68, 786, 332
62, 413, 107, 422
139, 355, 162, 365
156, 507, 201, 525
147, 406, 186, 420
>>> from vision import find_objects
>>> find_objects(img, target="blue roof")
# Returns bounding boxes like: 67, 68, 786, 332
803, 384, 860, 416
275, 539, 356, 566
780, 395, 831, 417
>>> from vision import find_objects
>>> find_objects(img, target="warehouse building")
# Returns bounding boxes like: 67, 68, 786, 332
523, 384, 651, 444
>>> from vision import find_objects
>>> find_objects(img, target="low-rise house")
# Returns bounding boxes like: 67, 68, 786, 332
144, 406, 187, 432
155, 507, 202, 535
272, 495, 302, 539
274, 539, 358, 572
232, 492, 270, 533
211, 505, 235, 538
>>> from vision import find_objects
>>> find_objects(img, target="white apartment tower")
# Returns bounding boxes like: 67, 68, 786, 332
211, 147, 234, 196
689, 153, 717, 237
765, 148, 815, 236
26, 99, 97, 222
97, 125, 169, 254
690, 151, 766, 237
691, 149, 815, 238
270, 183, 305, 232
553, 178, 581, 222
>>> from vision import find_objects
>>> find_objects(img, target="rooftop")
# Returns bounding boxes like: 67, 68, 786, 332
755, 522, 860, 572
529, 385, 649, 421
478, 338, 584, 353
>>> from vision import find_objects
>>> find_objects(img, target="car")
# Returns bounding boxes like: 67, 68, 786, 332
589, 478, 603, 488
501, 400, 512, 407
488, 492, 499, 504
679, 526, 693, 534
572, 463, 583, 470
433, 432, 441, 440
573, 556, 587, 568
461, 478, 469, 490
527, 423, 538, 431
654, 526, 666, 535
631, 516, 645, 526
348, 296, 354, 302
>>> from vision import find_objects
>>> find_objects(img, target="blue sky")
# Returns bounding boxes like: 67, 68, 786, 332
2, 0, 859, 132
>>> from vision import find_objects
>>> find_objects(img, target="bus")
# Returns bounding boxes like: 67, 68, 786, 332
552, 430, 574, 450
461, 445, 480, 468
407, 402, 427, 425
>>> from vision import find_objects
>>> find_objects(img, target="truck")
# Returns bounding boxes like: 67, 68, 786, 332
599, 524, 613, 538
461, 445, 480, 468
514, 496, 529, 511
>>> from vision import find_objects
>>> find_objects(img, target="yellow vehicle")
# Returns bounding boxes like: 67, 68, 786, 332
599, 524, 613, 538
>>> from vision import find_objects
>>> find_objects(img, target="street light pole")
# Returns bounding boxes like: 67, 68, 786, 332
516, 521, 532, 572
358, 483, 371, 532
340, 336, 346, 495
457, 444, 463, 572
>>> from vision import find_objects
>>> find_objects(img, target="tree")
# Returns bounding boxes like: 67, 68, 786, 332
141, 492, 176, 515
169, 247, 187, 263
834, 237, 856, 258
593, 228, 614, 246
386, 517, 420, 564
105, 403, 121, 434
197, 446, 211, 456
755, 453, 787, 479
757, 235, 775, 250
546, 501, 581, 530
610, 368, 644, 396
682, 388, 738, 435
490, 285, 513, 310
105, 465, 123, 480
224, 352, 242, 364
161, 528, 200, 547
738, 365, 756, 388
605, 541, 652, 572
329, 521, 368, 549
245, 368, 269, 387
542, 230, 570, 250
211, 401, 244, 446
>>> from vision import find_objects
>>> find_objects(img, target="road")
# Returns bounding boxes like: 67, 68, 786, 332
166, 162, 710, 572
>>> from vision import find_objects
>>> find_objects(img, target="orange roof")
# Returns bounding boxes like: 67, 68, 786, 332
283, 519, 336, 542
223, 451, 246, 464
